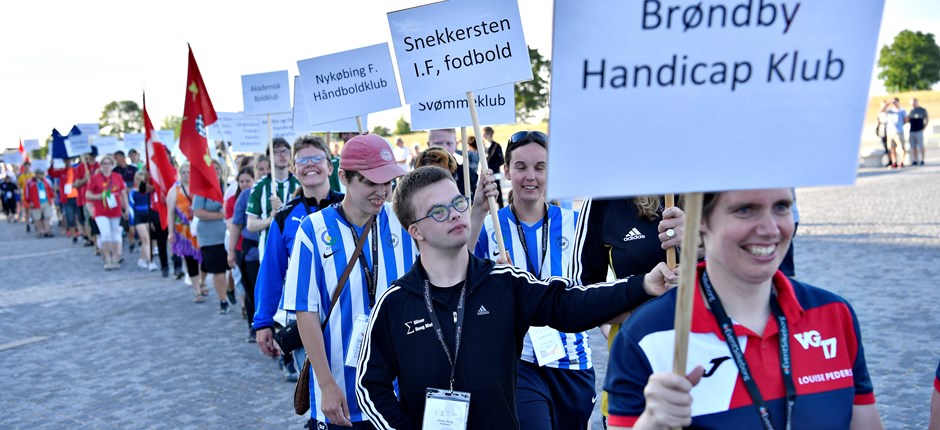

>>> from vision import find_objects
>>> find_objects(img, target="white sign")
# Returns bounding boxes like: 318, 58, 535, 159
232, 115, 266, 153
292, 75, 364, 133
410, 84, 516, 130
5, 152, 23, 165
31, 159, 49, 172
157, 130, 175, 146
547, 0, 885, 199
387, 0, 532, 104
123, 133, 145, 153
23, 139, 40, 151
75, 123, 100, 148
241, 70, 292, 115
297, 43, 401, 124
262, 113, 296, 142
92, 136, 121, 155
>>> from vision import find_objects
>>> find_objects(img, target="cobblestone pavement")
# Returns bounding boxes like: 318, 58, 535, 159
1, 157, 938, 429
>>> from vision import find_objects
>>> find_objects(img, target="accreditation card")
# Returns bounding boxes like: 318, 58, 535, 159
528, 326, 565, 366
344, 313, 369, 368
423, 388, 470, 430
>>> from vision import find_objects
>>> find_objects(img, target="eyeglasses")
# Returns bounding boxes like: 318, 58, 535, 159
413, 195, 471, 224
508, 131, 548, 148
273, 148, 291, 156
295, 155, 326, 166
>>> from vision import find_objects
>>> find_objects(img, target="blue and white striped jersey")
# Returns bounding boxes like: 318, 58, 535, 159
282, 202, 417, 424
474, 204, 591, 370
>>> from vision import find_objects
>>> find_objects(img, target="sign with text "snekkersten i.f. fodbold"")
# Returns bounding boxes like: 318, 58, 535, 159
241, 70, 292, 116
387, 0, 532, 104
547, 0, 885, 199
297, 43, 401, 124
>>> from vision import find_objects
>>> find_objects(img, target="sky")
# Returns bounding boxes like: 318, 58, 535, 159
0, 0, 936, 151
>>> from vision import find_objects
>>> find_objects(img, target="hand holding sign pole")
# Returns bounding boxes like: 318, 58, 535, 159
467, 91, 509, 260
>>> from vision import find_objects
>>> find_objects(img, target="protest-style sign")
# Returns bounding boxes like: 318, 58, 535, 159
410, 84, 516, 130
5, 152, 24, 165
548, 0, 885, 199
297, 43, 401, 125
31, 159, 49, 172
92, 136, 121, 155
262, 113, 295, 142
242, 70, 292, 116
387, 0, 532, 104
292, 75, 363, 133
157, 130, 176, 148
23, 139, 40, 151
123, 133, 145, 153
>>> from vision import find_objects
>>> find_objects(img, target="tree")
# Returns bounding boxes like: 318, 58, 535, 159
515, 47, 551, 123
877, 30, 940, 92
395, 116, 412, 135
99, 100, 143, 139
161, 115, 182, 139
372, 125, 391, 137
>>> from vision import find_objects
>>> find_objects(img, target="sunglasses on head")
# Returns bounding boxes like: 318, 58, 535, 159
507, 131, 548, 149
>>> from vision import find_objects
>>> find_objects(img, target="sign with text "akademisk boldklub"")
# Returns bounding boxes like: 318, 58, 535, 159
241, 70, 291, 116
387, 0, 532, 104
547, 0, 885, 199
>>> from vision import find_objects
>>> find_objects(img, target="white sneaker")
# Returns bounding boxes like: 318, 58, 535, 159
148, 262, 158, 272
184, 273, 192, 286
137, 259, 147, 269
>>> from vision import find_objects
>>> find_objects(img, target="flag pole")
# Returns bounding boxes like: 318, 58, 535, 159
143, 91, 151, 175
466, 91, 509, 261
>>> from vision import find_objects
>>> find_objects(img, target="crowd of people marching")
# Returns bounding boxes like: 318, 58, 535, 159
3, 128, 939, 430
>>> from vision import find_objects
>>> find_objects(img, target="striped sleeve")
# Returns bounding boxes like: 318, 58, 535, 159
568, 198, 609, 283
282, 216, 321, 313
356, 286, 415, 430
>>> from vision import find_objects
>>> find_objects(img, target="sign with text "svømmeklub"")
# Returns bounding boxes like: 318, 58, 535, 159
292, 76, 363, 133
410, 84, 516, 130
547, 0, 885, 199
241, 70, 292, 116
387, 0, 532, 104
297, 43, 401, 124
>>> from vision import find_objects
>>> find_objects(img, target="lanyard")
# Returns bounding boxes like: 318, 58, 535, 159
337, 206, 380, 307
423, 279, 467, 392
510, 203, 549, 279
700, 271, 795, 430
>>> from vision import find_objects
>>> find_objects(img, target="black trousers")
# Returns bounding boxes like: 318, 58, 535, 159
239, 246, 260, 330
149, 210, 169, 269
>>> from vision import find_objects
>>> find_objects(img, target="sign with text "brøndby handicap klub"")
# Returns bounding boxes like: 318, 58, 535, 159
242, 70, 292, 116
410, 84, 516, 130
547, 0, 885, 199
387, 0, 532, 104
297, 43, 401, 124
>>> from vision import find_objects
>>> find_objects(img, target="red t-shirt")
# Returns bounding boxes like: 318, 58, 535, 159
88, 172, 126, 218
75, 162, 100, 206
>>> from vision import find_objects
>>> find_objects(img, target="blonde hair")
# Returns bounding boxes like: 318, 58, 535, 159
134, 170, 148, 185
414, 147, 458, 173
633, 195, 661, 221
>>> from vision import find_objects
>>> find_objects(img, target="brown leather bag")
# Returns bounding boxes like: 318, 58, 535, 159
294, 215, 375, 415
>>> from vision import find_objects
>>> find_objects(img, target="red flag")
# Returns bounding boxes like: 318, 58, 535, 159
18, 138, 30, 165
179, 45, 223, 202
144, 99, 177, 230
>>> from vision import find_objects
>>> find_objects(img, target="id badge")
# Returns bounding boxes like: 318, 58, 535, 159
528, 326, 566, 366
423, 388, 470, 430
106, 194, 118, 209
344, 314, 369, 368
64, 184, 72, 195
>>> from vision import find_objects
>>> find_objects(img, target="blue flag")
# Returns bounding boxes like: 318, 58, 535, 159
51, 128, 70, 159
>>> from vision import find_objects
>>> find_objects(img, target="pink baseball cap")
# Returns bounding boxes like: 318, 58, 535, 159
339, 134, 405, 184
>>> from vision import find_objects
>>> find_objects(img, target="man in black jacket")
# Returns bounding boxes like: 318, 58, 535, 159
355, 166, 677, 430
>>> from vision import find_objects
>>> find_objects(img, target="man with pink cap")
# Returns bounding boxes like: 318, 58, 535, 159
282, 134, 418, 429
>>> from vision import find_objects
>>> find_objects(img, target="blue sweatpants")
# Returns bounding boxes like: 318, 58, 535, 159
516, 360, 596, 430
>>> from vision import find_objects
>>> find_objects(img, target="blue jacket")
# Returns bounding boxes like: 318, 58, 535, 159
253, 191, 343, 330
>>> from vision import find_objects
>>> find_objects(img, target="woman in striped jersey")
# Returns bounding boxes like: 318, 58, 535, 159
470, 131, 677, 430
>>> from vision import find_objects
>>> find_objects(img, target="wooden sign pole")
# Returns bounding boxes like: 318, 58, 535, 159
266, 113, 276, 196
665, 194, 677, 270
356, 116, 365, 135
671, 191, 703, 430
466, 91, 509, 261
460, 127, 471, 197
